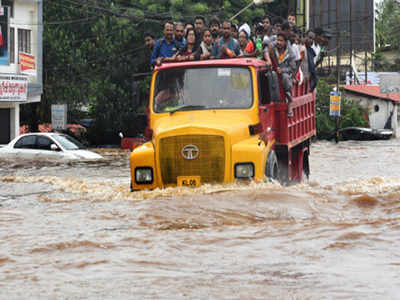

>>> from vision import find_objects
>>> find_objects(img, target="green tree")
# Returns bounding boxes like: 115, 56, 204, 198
375, 0, 400, 50
36, 0, 294, 144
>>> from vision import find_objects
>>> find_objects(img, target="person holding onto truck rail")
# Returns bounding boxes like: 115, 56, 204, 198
264, 32, 297, 116
211, 20, 241, 59
176, 28, 199, 61
238, 26, 251, 56
151, 21, 179, 66
174, 22, 186, 49
195, 28, 214, 60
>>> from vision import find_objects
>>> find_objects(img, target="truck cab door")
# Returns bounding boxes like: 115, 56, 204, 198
258, 70, 275, 139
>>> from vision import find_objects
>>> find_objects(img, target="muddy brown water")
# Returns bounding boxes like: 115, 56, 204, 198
1, 141, 400, 299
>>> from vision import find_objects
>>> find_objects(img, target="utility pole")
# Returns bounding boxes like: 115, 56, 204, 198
349, 0, 353, 84
364, 0, 368, 84
335, 0, 340, 143
336, 0, 340, 91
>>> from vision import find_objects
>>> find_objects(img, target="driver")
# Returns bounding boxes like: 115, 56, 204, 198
155, 86, 193, 112
155, 87, 180, 112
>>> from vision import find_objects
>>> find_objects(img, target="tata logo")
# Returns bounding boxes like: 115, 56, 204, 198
181, 144, 199, 160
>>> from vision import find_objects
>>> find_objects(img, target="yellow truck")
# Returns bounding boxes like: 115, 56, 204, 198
130, 58, 316, 190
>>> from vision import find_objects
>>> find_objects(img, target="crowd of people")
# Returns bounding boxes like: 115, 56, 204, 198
144, 14, 332, 115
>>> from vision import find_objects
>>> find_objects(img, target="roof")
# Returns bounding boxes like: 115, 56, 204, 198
155, 58, 268, 71
343, 85, 400, 103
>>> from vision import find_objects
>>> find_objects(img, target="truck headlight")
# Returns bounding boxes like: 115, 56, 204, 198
135, 167, 153, 184
235, 163, 254, 179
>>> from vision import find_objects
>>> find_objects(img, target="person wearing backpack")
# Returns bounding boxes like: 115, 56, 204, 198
151, 21, 180, 66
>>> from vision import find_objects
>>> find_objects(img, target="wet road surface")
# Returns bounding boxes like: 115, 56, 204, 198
1, 142, 400, 299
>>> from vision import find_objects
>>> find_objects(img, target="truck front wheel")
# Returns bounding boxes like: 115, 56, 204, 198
265, 150, 279, 181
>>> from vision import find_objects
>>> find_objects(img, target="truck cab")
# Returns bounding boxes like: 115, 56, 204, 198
130, 58, 315, 190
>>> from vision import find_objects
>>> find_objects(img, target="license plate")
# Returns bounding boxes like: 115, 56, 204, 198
177, 176, 201, 187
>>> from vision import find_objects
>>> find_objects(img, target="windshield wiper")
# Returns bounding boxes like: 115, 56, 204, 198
169, 105, 206, 115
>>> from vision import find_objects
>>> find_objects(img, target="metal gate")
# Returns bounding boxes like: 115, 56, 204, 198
0, 108, 11, 144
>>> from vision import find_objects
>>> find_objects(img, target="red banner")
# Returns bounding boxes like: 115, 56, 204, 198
19, 52, 35, 73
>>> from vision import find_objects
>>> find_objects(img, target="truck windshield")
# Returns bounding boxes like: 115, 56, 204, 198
153, 67, 253, 113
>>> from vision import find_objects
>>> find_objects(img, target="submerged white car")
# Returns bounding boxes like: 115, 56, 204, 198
0, 133, 103, 161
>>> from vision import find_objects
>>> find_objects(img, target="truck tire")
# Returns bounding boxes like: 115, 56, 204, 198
265, 150, 279, 181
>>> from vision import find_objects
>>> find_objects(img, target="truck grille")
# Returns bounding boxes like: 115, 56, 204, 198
159, 135, 225, 185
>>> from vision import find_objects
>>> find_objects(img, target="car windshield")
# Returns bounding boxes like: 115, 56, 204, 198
51, 134, 86, 150
153, 67, 253, 113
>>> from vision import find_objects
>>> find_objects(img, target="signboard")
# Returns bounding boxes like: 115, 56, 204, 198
0, 75, 28, 101
329, 91, 341, 117
51, 104, 67, 130
379, 73, 400, 94
19, 52, 36, 75
309, 0, 374, 53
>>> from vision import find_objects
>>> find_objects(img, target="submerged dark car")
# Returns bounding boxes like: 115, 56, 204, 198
339, 127, 393, 141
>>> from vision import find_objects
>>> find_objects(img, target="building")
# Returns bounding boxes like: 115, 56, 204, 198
0, 0, 42, 144
344, 85, 400, 137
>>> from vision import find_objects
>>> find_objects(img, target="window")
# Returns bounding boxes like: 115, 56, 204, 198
18, 28, 31, 62
2, 0, 13, 18
259, 70, 280, 104
259, 70, 271, 105
36, 136, 53, 151
154, 67, 253, 113
14, 136, 36, 149
9, 27, 14, 63
52, 134, 86, 150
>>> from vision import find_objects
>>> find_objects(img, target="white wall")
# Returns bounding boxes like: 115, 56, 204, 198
368, 99, 391, 129
10, 103, 19, 140
0, 1, 38, 80
396, 105, 400, 138
347, 94, 398, 137
0, 1, 42, 143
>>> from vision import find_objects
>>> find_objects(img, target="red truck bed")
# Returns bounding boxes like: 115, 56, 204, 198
275, 80, 316, 148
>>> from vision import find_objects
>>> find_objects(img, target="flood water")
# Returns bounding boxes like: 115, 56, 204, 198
1, 140, 400, 299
